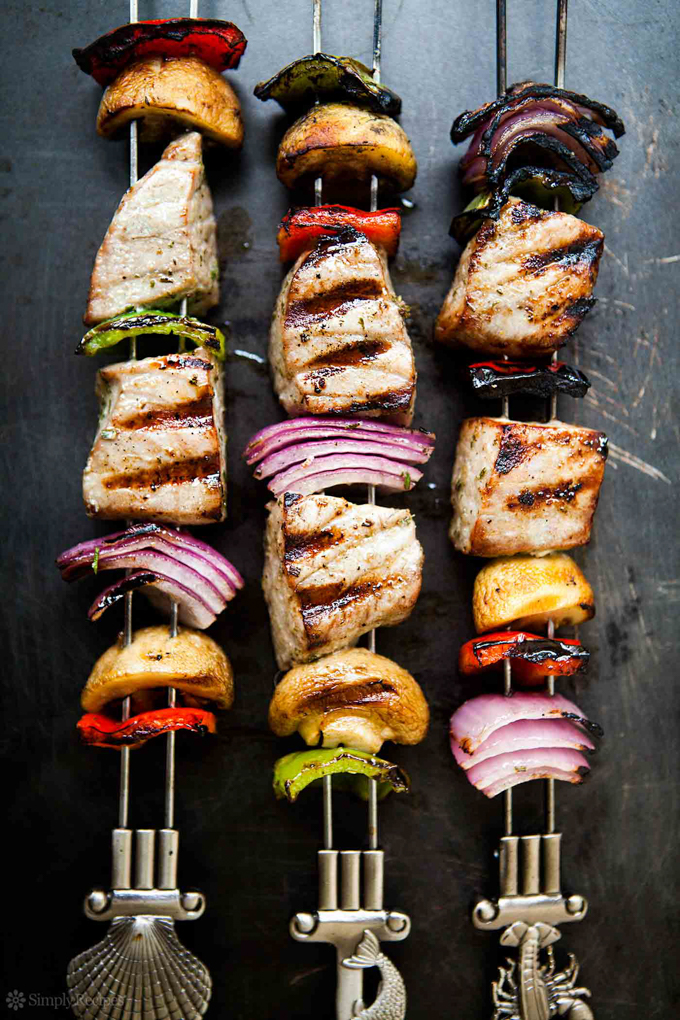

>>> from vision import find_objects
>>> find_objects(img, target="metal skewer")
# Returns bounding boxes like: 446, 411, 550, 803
473, 6, 592, 1019
68, 4, 211, 1017
290, 6, 409, 1018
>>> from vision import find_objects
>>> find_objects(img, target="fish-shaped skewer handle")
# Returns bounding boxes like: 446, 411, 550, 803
343, 929, 406, 1020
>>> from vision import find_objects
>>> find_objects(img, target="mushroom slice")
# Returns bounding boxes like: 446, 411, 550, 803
276, 102, 416, 193
82, 625, 233, 712
268, 647, 429, 754
472, 553, 595, 634
96, 54, 243, 148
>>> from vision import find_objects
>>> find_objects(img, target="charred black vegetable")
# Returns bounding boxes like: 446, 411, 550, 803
463, 361, 591, 400
450, 80, 624, 220
254, 53, 401, 115
449, 166, 598, 243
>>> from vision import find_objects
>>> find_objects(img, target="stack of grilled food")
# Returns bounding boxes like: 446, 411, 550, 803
438, 81, 625, 795
249, 53, 431, 804
60, 17, 249, 751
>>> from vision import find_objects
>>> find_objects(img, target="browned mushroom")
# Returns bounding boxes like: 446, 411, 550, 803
268, 647, 429, 753
82, 625, 234, 712
473, 554, 595, 634
96, 55, 244, 148
276, 102, 416, 193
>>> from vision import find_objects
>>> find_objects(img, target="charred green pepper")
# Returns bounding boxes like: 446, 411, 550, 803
273, 748, 410, 803
254, 53, 401, 115
76, 310, 226, 359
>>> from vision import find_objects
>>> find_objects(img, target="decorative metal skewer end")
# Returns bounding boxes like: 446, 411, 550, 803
474, 834, 591, 1020
68, 826, 208, 1018
67, 915, 212, 1020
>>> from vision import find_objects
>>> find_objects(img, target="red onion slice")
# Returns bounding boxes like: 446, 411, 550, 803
451, 718, 595, 770
466, 747, 591, 798
58, 528, 242, 598
88, 570, 216, 629
245, 417, 435, 464
255, 437, 432, 479
450, 692, 601, 756
268, 454, 423, 497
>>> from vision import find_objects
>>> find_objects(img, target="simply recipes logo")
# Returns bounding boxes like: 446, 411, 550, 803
5, 990, 127, 1013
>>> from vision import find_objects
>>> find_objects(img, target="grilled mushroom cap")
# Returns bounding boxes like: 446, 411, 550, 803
268, 647, 429, 753
276, 102, 417, 192
82, 625, 234, 712
96, 55, 244, 148
473, 553, 595, 634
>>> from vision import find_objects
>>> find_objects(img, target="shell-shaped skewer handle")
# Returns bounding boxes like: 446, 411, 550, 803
67, 915, 212, 1019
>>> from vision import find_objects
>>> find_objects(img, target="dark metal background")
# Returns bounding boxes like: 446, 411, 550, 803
2, 1, 679, 1016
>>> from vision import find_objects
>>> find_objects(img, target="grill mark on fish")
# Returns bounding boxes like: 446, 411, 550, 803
523, 237, 603, 275
114, 395, 214, 431
284, 527, 343, 562
305, 338, 389, 368
103, 454, 221, 490
506, 482, 584, 509
286, 279, 383, 326
344, 387, 414, 415
495, 425, 530, 474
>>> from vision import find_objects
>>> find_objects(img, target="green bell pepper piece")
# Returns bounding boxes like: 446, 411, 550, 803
254, 53, 401, 116
75, 310, 226, 360
273, 747, 410, 803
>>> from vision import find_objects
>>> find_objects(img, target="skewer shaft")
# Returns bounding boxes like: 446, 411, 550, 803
496, 0, 507, 95
118, 0, 141, 831
544, 0, 568, 832
366, 0, 382, 827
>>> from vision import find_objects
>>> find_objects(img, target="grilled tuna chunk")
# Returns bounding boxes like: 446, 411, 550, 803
450, 417, 607, 556
435, 197, 604, 357
263, 492, 423, 669
270, 228, 416, 425
85, 131, 219, 325
83, 349, 226, 525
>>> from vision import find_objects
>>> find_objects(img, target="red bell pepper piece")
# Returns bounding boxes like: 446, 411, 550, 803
78, 707, 217, 749
459, 631, 589, 685
277, 205, 402, 263
73, 19, 247, 87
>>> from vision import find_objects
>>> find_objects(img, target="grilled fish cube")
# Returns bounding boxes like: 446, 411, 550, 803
263, 492, 423, 669
85, 131, 219, 325
83, 350, 226, 525
450, 417, 607, 556
435, 197, 604, 357
270, 227, 416, 425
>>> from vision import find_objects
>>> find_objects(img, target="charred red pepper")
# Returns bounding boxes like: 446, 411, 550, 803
78, 707, 217, 749
73, 19, 247, 87
277, 205, 401, 263
459, 631, 589, 685
464, 360, 590, 400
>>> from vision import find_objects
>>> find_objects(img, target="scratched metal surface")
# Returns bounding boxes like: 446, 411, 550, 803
1, 0, 678, 1016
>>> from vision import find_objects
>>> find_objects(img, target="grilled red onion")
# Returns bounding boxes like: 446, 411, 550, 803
451, 81, 624, 217
451, 718, 595, 770
449, 692, 601, 756
254, 437, 432, 478
88, 571, 216, 629
245, 417, 435, 464
57, 524, 243, 629
245, 417, 433, 495
467, 747, 591, 798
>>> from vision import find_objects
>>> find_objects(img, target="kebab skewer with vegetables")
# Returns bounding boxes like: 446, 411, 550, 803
250, 6, 430, 1018
436, 4, 624, 1018
63, 8, 248, 1019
